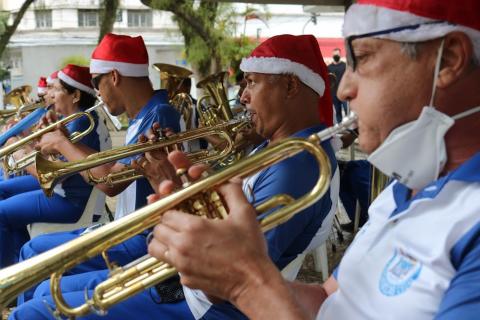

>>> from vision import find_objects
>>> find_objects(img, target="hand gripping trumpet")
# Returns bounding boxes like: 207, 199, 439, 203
36, 117, 251, 196
0, 101, 103, 174
0, 113, 358, 318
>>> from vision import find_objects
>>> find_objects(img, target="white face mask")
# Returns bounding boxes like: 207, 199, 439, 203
367, 40, 480, 190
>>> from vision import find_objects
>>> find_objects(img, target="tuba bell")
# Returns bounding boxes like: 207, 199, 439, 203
153, 63, 195, 129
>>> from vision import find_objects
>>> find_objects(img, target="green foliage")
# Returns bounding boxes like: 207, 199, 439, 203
59, 55, 90, 69
218, 36, 258, 75
146, 0, 268, 77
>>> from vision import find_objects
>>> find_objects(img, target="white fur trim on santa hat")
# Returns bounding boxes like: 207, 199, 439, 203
343, 4, 480, 62
37, 87, 47, 94
58, 71, 96, 96
240, 57, 325, 96
90, 59, 149, 77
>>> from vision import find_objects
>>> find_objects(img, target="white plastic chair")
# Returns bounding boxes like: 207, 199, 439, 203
313, 242, 329, 281
28, 188, 106, 238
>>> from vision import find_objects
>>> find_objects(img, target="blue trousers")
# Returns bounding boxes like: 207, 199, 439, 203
18, 229, 148, 304
10, 270, 194, 320
339, 160, 371, 225
0, 175, 40, 199
0, 177, 85, 268
333, 95, 348, 124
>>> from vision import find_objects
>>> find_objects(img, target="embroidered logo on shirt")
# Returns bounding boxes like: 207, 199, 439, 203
379, 249, 422, 296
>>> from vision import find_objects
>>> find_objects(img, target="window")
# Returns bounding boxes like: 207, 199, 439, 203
127, 10, 152, 27
78, 9, 99, 27
35, 10, 52, 28
116, 10, 123, 23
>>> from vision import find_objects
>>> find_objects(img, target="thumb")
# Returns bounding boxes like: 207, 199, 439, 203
217, 180, 257, 224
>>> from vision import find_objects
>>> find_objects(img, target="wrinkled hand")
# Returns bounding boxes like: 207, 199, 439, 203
147, 151, 271, 303
131, 123, 185, 192
35, 125, 68, 155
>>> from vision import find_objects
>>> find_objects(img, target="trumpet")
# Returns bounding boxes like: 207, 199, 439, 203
0, 102, 102, 174
36, 118, 252, 196
0, 113, 357, 317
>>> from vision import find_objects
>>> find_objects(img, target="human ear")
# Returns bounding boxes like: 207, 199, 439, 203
111, 70, 121, 87
285, 75, 300, 98
72, 90, 81, 104
437, 32, 474, 88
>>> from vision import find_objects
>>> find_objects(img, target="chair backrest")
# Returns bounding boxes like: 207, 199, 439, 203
28, 188, 106, 238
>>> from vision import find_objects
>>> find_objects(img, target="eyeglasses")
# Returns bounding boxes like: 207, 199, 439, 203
91, 73, 108, 90
345, 21, 445, 72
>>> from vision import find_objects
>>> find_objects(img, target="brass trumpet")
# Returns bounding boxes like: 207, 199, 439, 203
0, 113, 357, 317
36, 118, 251, 196
0, 102, 101, 174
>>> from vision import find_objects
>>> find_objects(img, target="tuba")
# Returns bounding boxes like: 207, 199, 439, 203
0, 113, 357, 317
153, 63, 195, 130
0, 85, 34, 122
196, 71, 233, 126
3, 85, 32, 108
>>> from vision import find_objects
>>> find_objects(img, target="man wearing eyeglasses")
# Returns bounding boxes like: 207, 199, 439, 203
146, 1, 480, 319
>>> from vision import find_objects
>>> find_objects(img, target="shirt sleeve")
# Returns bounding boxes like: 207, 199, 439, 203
118, 104, 180, 165
435, 223, 480, 320
253, 148, 334, 269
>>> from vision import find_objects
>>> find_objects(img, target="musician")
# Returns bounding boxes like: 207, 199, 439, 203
14, 33, 181, 304
143, 1, 480, 319
0, 64, 106, 269
36, 77, 47, 100
11, 35, 340, 320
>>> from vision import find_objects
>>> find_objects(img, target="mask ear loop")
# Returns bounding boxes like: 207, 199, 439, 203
429, 38, 446, 107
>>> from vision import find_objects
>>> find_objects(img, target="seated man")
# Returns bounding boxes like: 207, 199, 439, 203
12, 34, 340, 320
146, 1, 480, 319
14, 33, 181, 305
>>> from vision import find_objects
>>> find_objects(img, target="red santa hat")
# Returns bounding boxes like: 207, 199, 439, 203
58, 64, 96, 96
90, 33, 149, 77
240, 34, 333, 127
343, 0, 480, 61
37, 77, 47, 95
46, 71, 58, 85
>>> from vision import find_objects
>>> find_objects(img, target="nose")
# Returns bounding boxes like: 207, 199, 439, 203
240, 87, 250, 105
337, 68, 356, 103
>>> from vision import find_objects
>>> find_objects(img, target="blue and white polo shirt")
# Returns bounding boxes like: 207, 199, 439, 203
115, 89, 181, 219
184, 125, 340, 320
318, 152, 480, 320
53, 110, 110, 208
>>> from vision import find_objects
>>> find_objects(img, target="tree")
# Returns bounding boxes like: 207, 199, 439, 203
60, 55, 90, 69
98, 0, 120, 43
142, 0, 258, 79
0, 0, 35, 59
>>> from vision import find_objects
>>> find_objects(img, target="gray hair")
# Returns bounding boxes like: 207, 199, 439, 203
400, 41, 479, 66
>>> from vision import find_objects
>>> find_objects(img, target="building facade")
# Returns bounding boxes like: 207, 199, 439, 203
0, 0, 344, 95
0, 0, 184, 91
